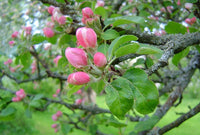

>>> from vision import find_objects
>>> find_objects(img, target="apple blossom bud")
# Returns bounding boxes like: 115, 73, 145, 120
10, 67, 16, 72
54, 128, 59, 133
76, 89, 82, 94
48, 6, 55, 15
96, 0, 105, 7
51, 124, 58, 128
11, 31, 19, 38
16, 89, 26, 99
185, 3, 193, 10
185, 18, 192, 25
4, 59, 13, 65
65, 47, 88, 68
94, 52, 107, 67
53, 94, 57, 98
56, 111, 62, 117
57, 16, 66, 25
52, 114, 58, 121
43, 27, 54, 38
191, 17, 196, 24
186, 27, 190, 33
24, 26, 32, 35
177, 0, 181, 6
67, 72, 90, 85
76, 27, 97, 48
9, 41, 15, 46
56, 89, 60, 94
12, 97, 21, 102
53, 55, 62, 66
46, 21, 54, 28
82, 7, 94, 18
75, 99, 83, 105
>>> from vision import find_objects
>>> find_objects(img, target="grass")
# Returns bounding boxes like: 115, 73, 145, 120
1, 96, 200, 135
31, 96, 200, 135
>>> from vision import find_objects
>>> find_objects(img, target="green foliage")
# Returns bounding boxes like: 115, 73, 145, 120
165, 21, 187, 34
101, 29, 120, 40
172, 47, 190, 66
31, 34, 46, 44
114, 43, 140, 57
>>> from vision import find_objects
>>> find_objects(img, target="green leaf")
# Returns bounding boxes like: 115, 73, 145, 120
79, 1, 92, 9
20, 52, 31, 69
123, 68, 159, 114
31, 34, 46, 44
108, 115, 127, 127
57, 57, 68, 70
0, 107, 16, 116
47, 34, 59, 44
165, 21, 187, 34
61, 123, 72, 134
105, 77, 134, 119
29, 100, 41, 108
145, 56, 154, 68
136, 44, 163, 54
104, 16, 145, 27
97, 44, 109, 57
56, 0, 65, 3
95, 6, 107, 19
90, 80, 105, 94
134, 115, 160, 132
67, 85, 83, 97
185, 0, 197, 3
101, 29, 120, 40
89, 124, 98, 135
25, 109, 32, 118
172, 47, 190, 66
33, 94, 44, 101
108, 35, 138, 59
58, 34, 71, 48
115, 43, 140, 57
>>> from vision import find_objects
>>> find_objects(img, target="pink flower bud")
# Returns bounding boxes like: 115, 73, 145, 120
57, 16, 66, 25
52, 114, 58, 121
51, 124, 58, 128
9, 41, 15, 46
67, 72, 90, 85
82, 7, 94, 18
75, 99, 83, 105
43, 27, 54, 38
56, 111, 62, 117
186, 27, 190, 33
24, 26, 32, 35
48, 6, 55, 15
16, 89, 26, 99
96, 0, 105, 7
76, 27, 97, 48
12, 97, 21, 102
177, 0, 181, 6
54, 128, 59, 133
53, 55, 62, 66
53, 94, 57, 98
46, 21, 54, 28
191, 17, 196, 24
76, 89, 82, 94
185, 18, 193, 25
185, 3, 193, 10
94, 52, 107, 67
10, 67, 16, 72
4, 59, 13, 65
160, 7, 166, 12
56, 89, 60, 94
11, 31, 19, 38
81, 17, 87, 25
65, 47, 88, 68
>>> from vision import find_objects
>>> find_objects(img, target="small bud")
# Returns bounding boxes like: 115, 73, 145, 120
57, 16, 66, 25
4, 59, 13, 65
12, 97, 21, 102
48, 6, 55, 15
56, 89, 60, 94
76, 27, 97, 48
46, 21, 54, 28
56, 111, 62, 117
9, 41, 15, 46
96, 0, 105, 7
191, 17, 196, 24
43, 27, 54, 38
76, 89, 82, 94
65, 47, 88, 68
53, 55, 62, 66
93, 52, 107, 67
11, 31, 19, 38
52, 114, 58, 121
75, 99, 83, 105
16, 89, 26, 99
82, 7, 94, 18
177, 0, 181, 6
51, 124, 58, 128
24, 26, 32, 35
53, 94, 57, 98
67, 72, 90, 85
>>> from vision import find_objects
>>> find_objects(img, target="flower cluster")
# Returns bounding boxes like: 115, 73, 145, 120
65, 26, 107, 85
43, 6, 69, 38
51, 111, 62, 133
53, 89, 61, 98
12, 89, 26, 102
185, 17, 196, 25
